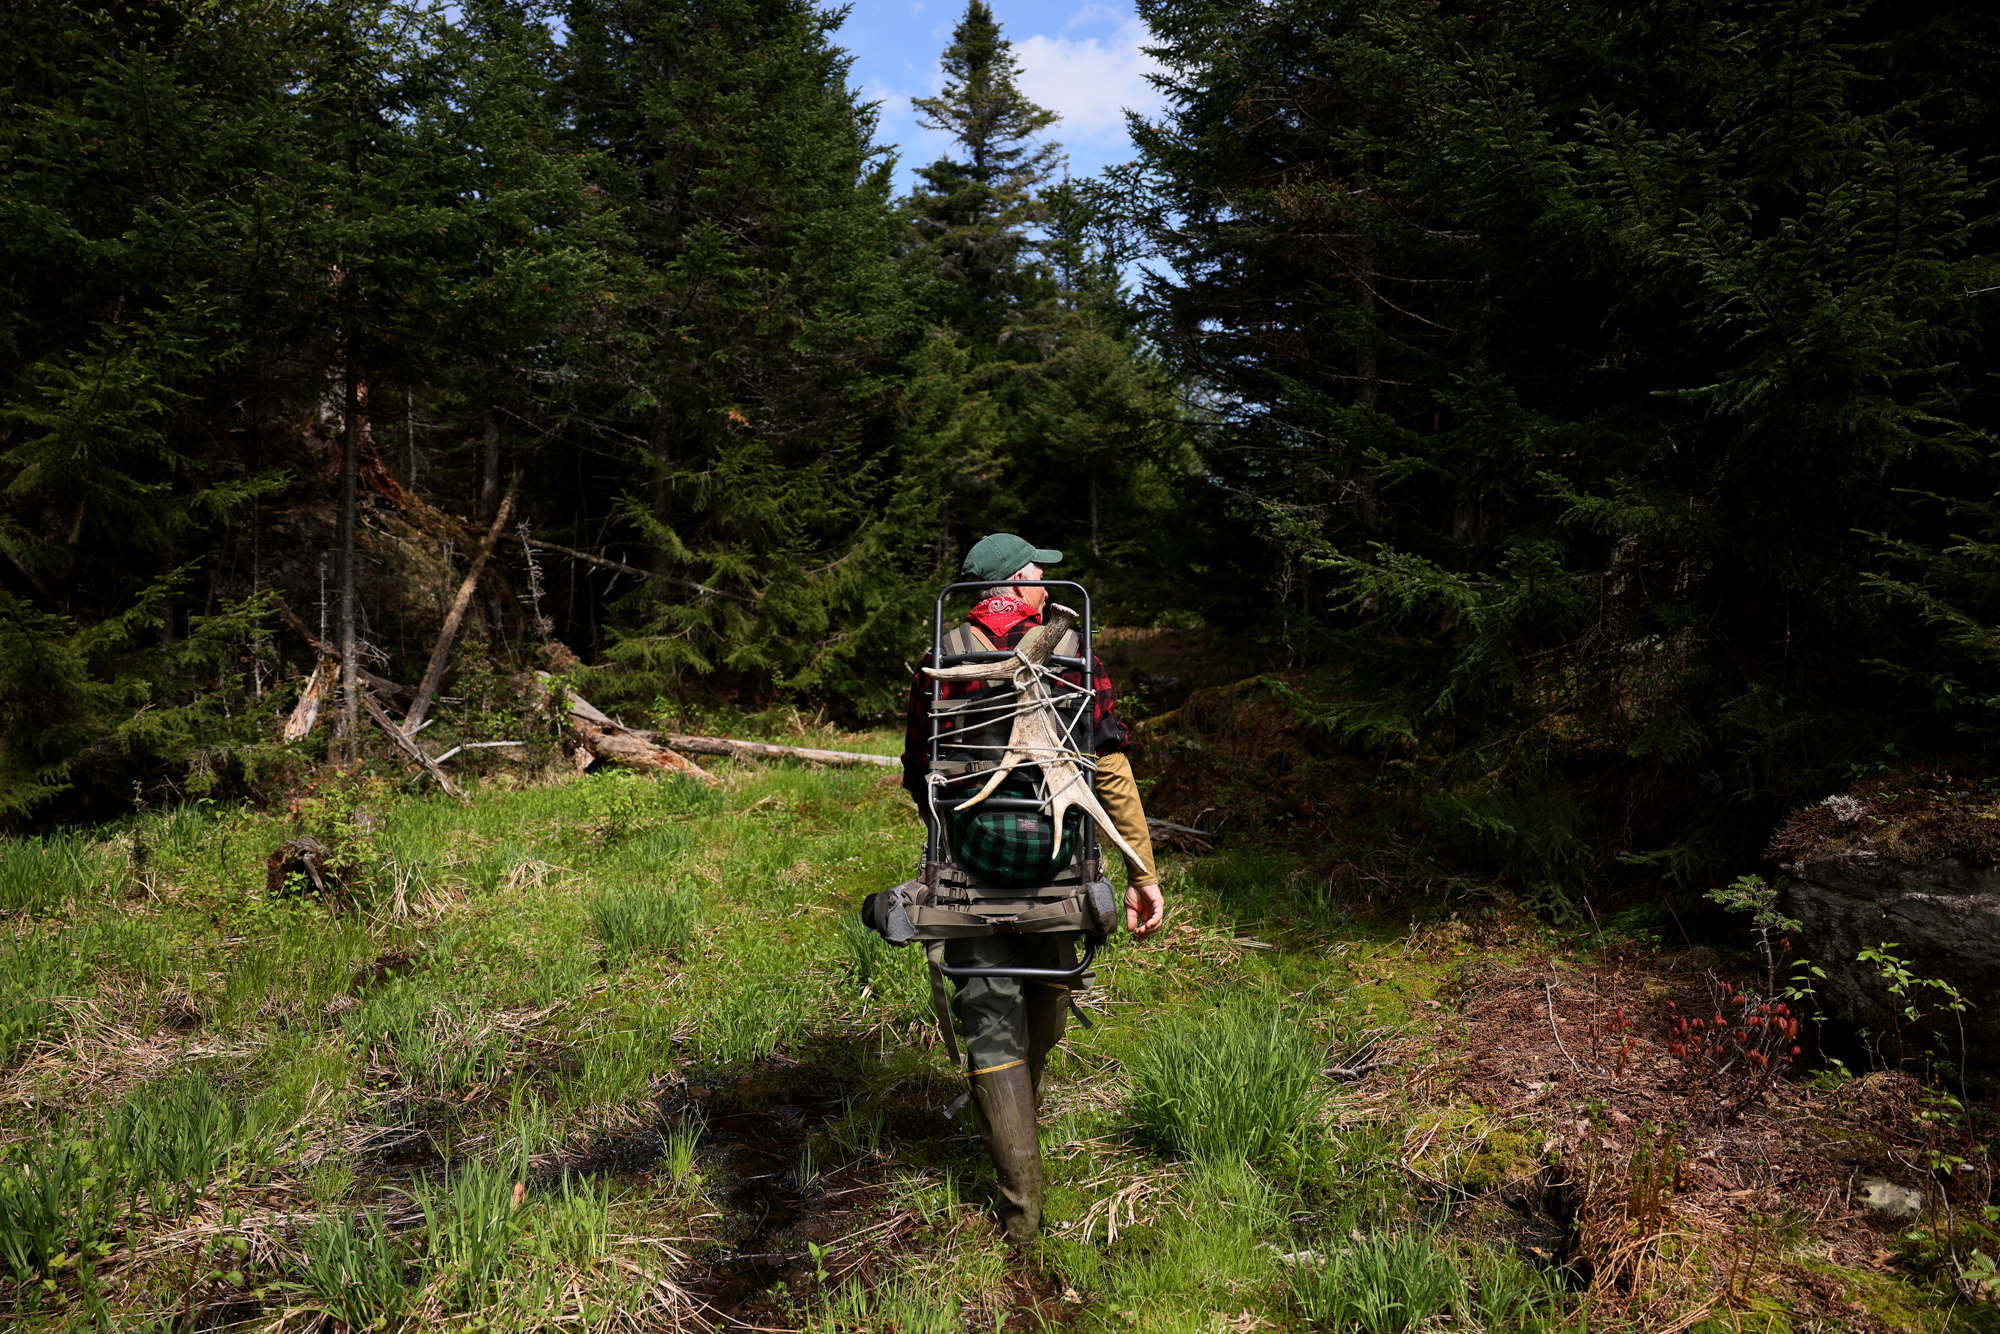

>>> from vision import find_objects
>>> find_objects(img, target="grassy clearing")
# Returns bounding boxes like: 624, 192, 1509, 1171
0, 739, 1983, 1331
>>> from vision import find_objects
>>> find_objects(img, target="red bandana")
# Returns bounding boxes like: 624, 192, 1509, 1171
970, 595, 1040, 639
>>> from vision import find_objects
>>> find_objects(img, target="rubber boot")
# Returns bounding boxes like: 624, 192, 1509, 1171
968, 1063, 1043, 1245
1024, 983, 1069, 1111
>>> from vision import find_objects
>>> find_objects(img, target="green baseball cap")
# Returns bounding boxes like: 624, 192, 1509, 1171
962, 533, 1062, 583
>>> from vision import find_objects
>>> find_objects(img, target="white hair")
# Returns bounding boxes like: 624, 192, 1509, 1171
983, 564, 1039, 599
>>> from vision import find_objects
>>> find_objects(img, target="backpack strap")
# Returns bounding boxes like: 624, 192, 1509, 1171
925, 941, 959, 1065
940, 622, 997, 657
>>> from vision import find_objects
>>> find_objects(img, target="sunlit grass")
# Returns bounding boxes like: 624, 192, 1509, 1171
1129, 1007, 1325, 1163
0, 745, 1623, 1332
1286, 1230, 1463, 1333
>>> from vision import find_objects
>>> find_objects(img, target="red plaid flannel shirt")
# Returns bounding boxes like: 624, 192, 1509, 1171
900, 600, 1128, 803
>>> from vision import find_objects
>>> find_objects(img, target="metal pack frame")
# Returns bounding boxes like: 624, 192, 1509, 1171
926, 580, 1100, 984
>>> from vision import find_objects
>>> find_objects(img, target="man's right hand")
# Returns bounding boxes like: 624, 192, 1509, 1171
1126, 882, 1165, 936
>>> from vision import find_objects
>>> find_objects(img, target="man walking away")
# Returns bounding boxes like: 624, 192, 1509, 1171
901, 533, 1166, 1243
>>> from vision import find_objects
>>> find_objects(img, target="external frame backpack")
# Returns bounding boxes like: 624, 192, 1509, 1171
860, 582, 1121, 1063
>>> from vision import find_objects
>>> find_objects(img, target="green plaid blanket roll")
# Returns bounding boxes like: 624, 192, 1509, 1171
941, 772, 1082, 889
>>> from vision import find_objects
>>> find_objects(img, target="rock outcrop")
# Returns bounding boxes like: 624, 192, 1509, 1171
1770, 764, 2000, 1077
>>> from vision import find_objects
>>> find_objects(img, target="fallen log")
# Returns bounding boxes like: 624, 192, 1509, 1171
403, 472, 520, 736
363, 693, 460, 797
556, 686, 718, 785
657, 735, 899, 769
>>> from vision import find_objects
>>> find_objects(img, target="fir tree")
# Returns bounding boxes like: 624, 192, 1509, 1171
0, 0, 610, 816
562, 0, 931, 707
900, 3, 1185, 594
1128, 0, 2000, 891
905, 1, 1065, 347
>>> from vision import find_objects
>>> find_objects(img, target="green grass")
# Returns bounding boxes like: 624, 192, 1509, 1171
418, 1153, 529, 1309
1129, 1006, 1324, 1163
0, 833, 112, 915
0, 740, 1937, 1332
805, 1275, 960, 1333
1286, 1231, 1463, 1333
296, 1209, 409, 1332
0, 1071, 269, 1290
587, 879, 698, 956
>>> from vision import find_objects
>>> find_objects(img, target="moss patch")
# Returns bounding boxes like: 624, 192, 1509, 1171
1407, 1107, 1545, 1194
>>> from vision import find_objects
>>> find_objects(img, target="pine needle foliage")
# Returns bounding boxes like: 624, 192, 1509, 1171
564, 0, 939, 708
1130, 0, 2000, 889
898, 3, 1192, 599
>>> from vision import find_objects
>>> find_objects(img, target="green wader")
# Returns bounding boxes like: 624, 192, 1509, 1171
946, 934, 1075, 1244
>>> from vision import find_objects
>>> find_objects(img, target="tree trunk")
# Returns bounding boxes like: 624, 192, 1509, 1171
336, 369, 362, 758
657, 734, 897, 768
402, 473, 520, 736
479, 412, 501, 522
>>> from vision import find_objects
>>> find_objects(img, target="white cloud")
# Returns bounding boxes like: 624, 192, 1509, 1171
1015, 16, 1163, 137
1064, 2, 1126, 29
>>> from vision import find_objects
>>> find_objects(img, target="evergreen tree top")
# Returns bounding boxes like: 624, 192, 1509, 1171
913, 0, 1060, 187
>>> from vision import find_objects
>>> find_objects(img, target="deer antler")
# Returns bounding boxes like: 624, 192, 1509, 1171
920, 605, 1147, 868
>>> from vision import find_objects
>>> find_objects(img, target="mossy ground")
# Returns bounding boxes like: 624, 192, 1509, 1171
0, 731, 1989, 1331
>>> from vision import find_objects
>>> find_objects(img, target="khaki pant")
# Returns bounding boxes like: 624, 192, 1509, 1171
946, 751, 1151, 1078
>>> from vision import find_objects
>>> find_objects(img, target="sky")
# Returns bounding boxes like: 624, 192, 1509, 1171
832, 0, 1166, 197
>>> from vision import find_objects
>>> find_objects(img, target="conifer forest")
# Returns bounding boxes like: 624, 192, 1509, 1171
6, 1, 2000, 1330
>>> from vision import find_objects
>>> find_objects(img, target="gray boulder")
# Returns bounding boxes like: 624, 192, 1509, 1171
1773, 776, 2000, 1079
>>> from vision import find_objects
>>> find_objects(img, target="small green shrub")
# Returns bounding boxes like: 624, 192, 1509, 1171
588, 882, 697, 957
296, 1208, 409, 1331
1130, 1009, 1323, 1162
1288, 1231, 1463, 1333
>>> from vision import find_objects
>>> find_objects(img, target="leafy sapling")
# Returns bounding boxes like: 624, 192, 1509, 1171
1856, 941, 1969, 1074
1705, 875, 1803, 997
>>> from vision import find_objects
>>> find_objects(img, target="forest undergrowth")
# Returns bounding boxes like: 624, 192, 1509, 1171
0, 729, 1993, 1332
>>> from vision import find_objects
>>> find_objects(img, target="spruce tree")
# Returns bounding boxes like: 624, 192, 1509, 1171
562, 0, 931, 708
901, 3, 1186, 594
905, 1, 1065, 346
1128, 0, 2000, 891
0, 0, 611, 816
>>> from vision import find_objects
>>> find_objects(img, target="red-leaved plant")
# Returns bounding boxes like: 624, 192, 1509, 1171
1661, 975, 1803, 1125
